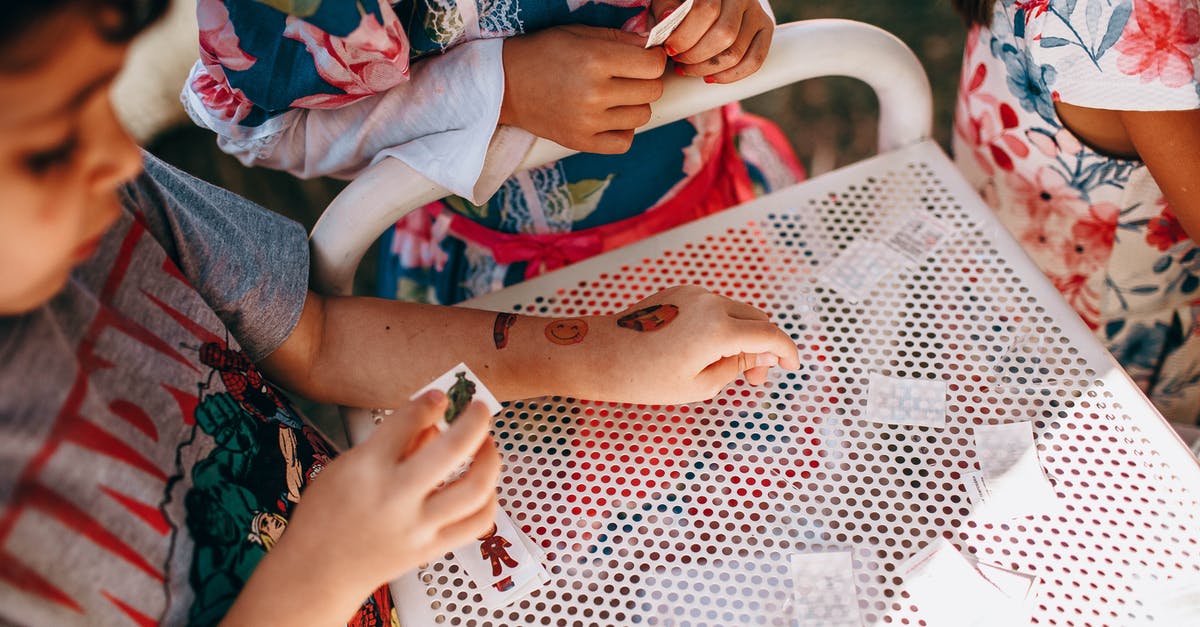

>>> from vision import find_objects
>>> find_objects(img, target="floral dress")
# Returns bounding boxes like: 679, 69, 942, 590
184, 0, 803, 305
954, 0, 1200, 424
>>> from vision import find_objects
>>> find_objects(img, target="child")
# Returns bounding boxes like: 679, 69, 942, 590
0, 2, 801, 624
952, 0, 1200, 423
183, 0, 803, 304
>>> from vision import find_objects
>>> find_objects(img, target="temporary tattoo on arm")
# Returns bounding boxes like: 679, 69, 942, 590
544, 319, 589, 345
493, 312, 517, 349
616, 304, 680, 332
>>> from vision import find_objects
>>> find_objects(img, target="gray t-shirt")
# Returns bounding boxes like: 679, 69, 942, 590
0, 155, 396, 625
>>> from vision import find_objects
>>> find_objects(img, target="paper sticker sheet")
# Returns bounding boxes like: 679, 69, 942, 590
452, 508, 550, 609
899, 541, 1018, 627
788, 550, 863, 627
409, 362, 503, 430
865, 372, 948, 426
821, 211, 955, 302
646, 0, 695, 48
966, 421, 1059, 521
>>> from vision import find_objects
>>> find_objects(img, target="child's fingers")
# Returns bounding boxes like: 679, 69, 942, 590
702, 21, 771, 83
696, 352, 780, 393
663, 0, 721, 58
435, 493, 500, 551
607, 46, 668, 80
672, 0, 745, 66
424, 438, 502, 522
407, 401, 494, 487
366, 390, 446, 460
716, 319, 801, 370
588, 129, 638, 154
605, 78, 665, 107
742, 364, 772, 386
569, 23, 649, 48
722, 298, 771, 322
602, 104, 654, 131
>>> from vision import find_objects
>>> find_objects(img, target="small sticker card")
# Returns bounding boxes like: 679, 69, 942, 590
865, 372, 948, 427
819, 239, 905, 303
881, 212, 955, 264
452, 508, 550, 609
967, 421, 1059, 521
899, 541, 1017, 627
788, 551, 863, 627
646, 0, 695, 48
410, 362, 503, 431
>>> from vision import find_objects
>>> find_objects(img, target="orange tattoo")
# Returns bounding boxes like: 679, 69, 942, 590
544, 319, 588, 345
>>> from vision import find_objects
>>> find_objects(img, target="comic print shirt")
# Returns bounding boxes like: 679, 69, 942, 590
0, 155, 397, 625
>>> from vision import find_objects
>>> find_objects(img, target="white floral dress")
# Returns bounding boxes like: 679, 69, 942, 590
954, 0, 1200, 423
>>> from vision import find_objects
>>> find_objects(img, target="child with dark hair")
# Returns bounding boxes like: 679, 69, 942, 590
0, 2, 800, 624
951, 0, 1200, 424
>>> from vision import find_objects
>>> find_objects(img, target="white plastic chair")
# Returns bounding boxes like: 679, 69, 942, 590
309, 19, 934, 444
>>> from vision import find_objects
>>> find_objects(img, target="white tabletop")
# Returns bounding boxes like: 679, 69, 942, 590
393, 140, 1200, 626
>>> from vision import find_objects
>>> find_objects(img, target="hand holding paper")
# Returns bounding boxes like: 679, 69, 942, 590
650, 0, 775, 83
225, 391, 500, 625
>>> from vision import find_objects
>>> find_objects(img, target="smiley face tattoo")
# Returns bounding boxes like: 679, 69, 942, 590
616, 304, 679, 332
544, 319, 589, 345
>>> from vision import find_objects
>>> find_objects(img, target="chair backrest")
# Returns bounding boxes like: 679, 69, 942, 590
309, 19, 934, 298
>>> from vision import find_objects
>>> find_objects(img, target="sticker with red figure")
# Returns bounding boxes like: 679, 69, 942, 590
451, 508, 549, 608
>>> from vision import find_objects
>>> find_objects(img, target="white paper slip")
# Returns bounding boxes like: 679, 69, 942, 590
977, 562, 1039, 603
899, 541, 1017, 627
865, 372, 948, 427
646, 0, 694, 48
820, 239, 905, 303
1130, 574, 1200, 623
881, 212, 955, 264
788, 550, 863, 627
967, 421, 1059, 521
452, 508, 550, 609
410, 362, 503, 430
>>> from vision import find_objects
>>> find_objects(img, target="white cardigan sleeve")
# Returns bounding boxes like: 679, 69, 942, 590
182, 38, 534, 204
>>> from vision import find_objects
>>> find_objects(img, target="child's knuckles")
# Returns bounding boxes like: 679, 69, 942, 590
709, 24, 739, 49
693, 0, 721, 22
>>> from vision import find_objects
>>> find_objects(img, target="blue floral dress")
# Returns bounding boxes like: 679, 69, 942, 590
186, 0, 803, 305
954, 0, 1200, 423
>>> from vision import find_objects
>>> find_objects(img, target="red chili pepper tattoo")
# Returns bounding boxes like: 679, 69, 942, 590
493, 312, 517, 349
616, 304, 680, 332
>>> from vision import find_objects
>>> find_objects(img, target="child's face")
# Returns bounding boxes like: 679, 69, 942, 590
0, 13, 143, 316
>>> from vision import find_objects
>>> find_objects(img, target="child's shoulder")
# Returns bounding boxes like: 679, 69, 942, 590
1019, 0, 1200, 112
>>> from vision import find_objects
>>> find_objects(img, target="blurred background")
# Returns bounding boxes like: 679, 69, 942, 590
124, 0, 966, 296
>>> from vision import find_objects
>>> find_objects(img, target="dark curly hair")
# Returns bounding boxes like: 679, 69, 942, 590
950, 0, 997, 26
1, 0, 168, 50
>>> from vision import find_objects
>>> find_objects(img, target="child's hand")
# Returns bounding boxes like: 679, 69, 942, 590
500, 25, 668, 154
225, 392, 501, 624
650, 0, 773, 83
579, 285, 800, 404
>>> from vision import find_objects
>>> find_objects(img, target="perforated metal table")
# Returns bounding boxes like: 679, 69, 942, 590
387, 140, 1200, 626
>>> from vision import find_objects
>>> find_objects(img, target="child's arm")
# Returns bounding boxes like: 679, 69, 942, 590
649, 0, 776, 84
1117, 109, 1200, 240
222, 392, 500, 625
258, 285, 801, 409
